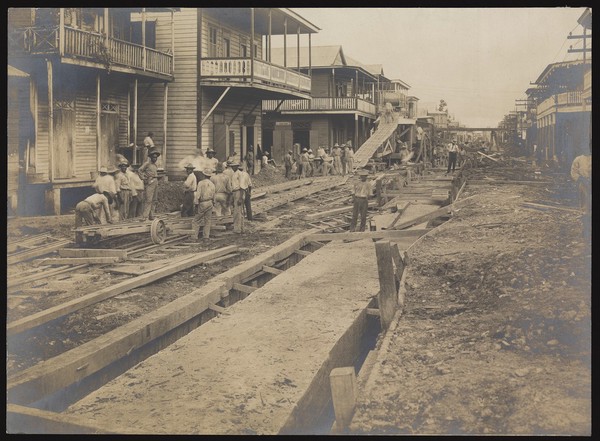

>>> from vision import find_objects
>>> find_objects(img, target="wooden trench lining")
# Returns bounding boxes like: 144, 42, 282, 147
6, 229, 321, 409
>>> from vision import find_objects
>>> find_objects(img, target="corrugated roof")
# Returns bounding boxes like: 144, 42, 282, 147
270, 45, 345, 68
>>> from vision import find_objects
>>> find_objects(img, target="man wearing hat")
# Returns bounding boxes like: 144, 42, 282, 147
307, 149, 315, 177
75, 191, 114, 227
239, 164, 253, 221
343, 144, 355, 175
245, 148, 255, 176
181, 163, 197, 217
114, 160, 132, 220
299, 148, 310, 179
284, 150, 294, 179
206, 148, 219, 174
229, 161, 245, 233
211, 163, 232, 216
92, 165, 117, 223
138, 147, 161, 220
350, 169, 374, 232
191, 168, 215, 240
332, 143, 342, 175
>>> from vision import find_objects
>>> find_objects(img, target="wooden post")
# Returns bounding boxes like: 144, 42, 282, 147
96, 73, 101, 169
47, 59, 54, 182
250, 8, 255, 83
297, 26, 300, 71
375, 240, 398, 329
58, 8, 65, 56
133, 78, 138, 163
104, 8, 109, 45
171, 9, 175, 73
308, 32, 312, 77
375, 178, 382, 206
283, 17, 287, 67
163, 82, 168, 170
354, 113, 359, 151
330, 367, 357, 433
197, 8, 203, 150
268, 9, 272, 63
141, 8, 146, 71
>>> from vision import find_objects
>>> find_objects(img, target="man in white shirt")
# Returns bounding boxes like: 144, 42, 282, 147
93, 166, 117, 223
446, 140, 459, 175
350, 169, 374, 232
127, 164, 145, 218
239, 166, 253, 220
181, 163, 197, 217
191, 168, 215, 240
229, 161, 245, 233
205, 148, 220, 173
114, 160, 132, 220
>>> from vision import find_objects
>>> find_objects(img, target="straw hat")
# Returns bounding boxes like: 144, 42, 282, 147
201, 168, 213, 176
98, 166, 108, 173
184, 163, 195, 170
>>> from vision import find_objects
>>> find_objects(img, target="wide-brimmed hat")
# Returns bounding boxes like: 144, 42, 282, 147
229, 161, 240, 167
206, 148, 216, 154
288, 150, 293, 154
99, 166, 108, 173
184, 163, 195, 170
302, 148, 308, 152
118, 160, 129, 167
148, 147, 161, 157
358, 169, 369, 176
201, 168, 213, 176
334, 143, 340, 147
308, 149, 313, 153
108, 167, 119, 174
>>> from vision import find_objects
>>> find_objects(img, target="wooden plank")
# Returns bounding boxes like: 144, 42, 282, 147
232, 283, 257, 294
38, 257, 121, 265
262, 265, 284, 275
208, 303, 230, 315
365, 308, 380, 316
293, 249, 312, 256
203, 253, 239, 265
7, 404, 109, 434
6, 246, 238, 337
390, 242, 405, 281
477, 151, 500, 162
307, 228, 430, 242
375, 241, 398, 330
468, 180, 550, 186
521, 201, 582, 213
453, 179, 467, 203
330, 367, 358, 433
391, 205, 452, 230
8, 239, 73, 265
58, 249, 128, 259
8, 265, 88, 290
250, 191, 267, 200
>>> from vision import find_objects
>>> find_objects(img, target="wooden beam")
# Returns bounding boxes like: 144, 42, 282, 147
468, 180, 551, 186
8, 265, 88, 290
7, 404, 109, 434
38, 257, 121, 265
96, 72, 101, 169
232, 283, 257, 294
330, 367, 357, 433
366, 308, 380, 316
391, 205, 452, 230
477, 151, 500, 162
8, 239, 73, 265
375, 241, 398, 329
262, 265, 284, 275
133, 78, 138, 162
200, 87, 231, 127
47, 59, 54, 182
163, 82, 168, 167
293, 249, 312, 256
7, 246, 238, 336
208, 304, 230, 315
306, 228, 430, 242
521, 201, 582, 213
58, 249, 128, 259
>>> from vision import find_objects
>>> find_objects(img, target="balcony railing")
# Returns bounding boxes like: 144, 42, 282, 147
200, 57, 311, 94
263, 96, 377, 115
537, 90, 583, 116
8, 26, 173, 77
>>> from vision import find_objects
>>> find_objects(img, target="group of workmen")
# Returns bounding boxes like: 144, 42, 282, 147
74, 145, 253, 241
283, 142, 356, 179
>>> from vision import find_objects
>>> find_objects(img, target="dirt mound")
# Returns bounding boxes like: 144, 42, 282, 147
252, 165, 288, 189
155, 180, 185, 213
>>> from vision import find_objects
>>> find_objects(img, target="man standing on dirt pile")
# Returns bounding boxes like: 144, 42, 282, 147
350, 169, 375, 232
138, 147, 161, 221
181, 163, 197, 217
75, 191, 114, 227
570, 149, 592, 242
191, 168, 215, 241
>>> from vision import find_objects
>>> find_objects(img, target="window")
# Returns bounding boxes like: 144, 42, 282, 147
240, 43, 248, 58
254, 44, 258, 58
209, 27, 218, 57
223, 38, 230, 57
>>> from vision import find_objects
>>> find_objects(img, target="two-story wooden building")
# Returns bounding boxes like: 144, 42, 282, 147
8, 7, 177, 215
134, 8, 319, 179
261, 45, 381, 163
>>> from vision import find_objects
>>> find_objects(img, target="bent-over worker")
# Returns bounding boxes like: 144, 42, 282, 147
75, 191, 113, 227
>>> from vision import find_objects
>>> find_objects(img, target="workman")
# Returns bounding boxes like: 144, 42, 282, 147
114, 160, 132, 220
332, 143, 342, 175
181, 163, 197, 217
205, 148, 220, 174
211, 163, 232, 216
127, 164, 145, 218
229, 161, 245, 233
350, 169, 374, 232
138, 146, 161, 220
571, 150, 592, 216
191, 168, 215, 240
343, 144, 355, 175
299, 148, 310, 179
75, 191, 113, 227
284, 150, 294, 179
239, 165, 253, 221
446, 140, 459, 175
92, 166, 117, 223
142, 131, 155, 164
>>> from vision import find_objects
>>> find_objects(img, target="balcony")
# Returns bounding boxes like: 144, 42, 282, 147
8, 26, 173, 79
263, 96, 377, 116
537, 91, 584, 117
200, 58, 311, 99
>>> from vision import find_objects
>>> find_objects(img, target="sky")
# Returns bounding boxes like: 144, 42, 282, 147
271, 7, 589, 128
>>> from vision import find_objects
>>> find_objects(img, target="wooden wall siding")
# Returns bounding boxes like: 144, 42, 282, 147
100, 78, 129, 149
74, 90, 97, 177
312, 117, 331, 148
8, 8, 34, 28
7, 82, 21, 195
311, 72, 331, 97
201, 10, 262, 59
35, 81, 50, 179
137, 8, 198, 172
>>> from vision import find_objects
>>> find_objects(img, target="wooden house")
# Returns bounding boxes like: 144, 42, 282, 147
262, 46, 385, 163
134, 8, 319, 179
7, 7, 177, 215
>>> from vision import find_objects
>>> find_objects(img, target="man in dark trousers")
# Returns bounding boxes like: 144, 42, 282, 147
181, 163, 197, 217
350, 169, 374, 232
284, 150, 293, 179
446, 140, 459, 175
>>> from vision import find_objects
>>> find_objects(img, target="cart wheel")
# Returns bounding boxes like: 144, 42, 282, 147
150, 219, 167, 244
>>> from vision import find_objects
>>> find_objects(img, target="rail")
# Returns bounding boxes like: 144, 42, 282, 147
8, 26, 173, 77
537, 91, 583, 116
263, 97, 377, 114
200, 57, 311, 93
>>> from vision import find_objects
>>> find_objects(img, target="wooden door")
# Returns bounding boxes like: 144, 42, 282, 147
100, 111, 119, 168
272, 128, 292, 164
309, 129, 319, 151
54, 101, 75, 178
213, 123, 227, 161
